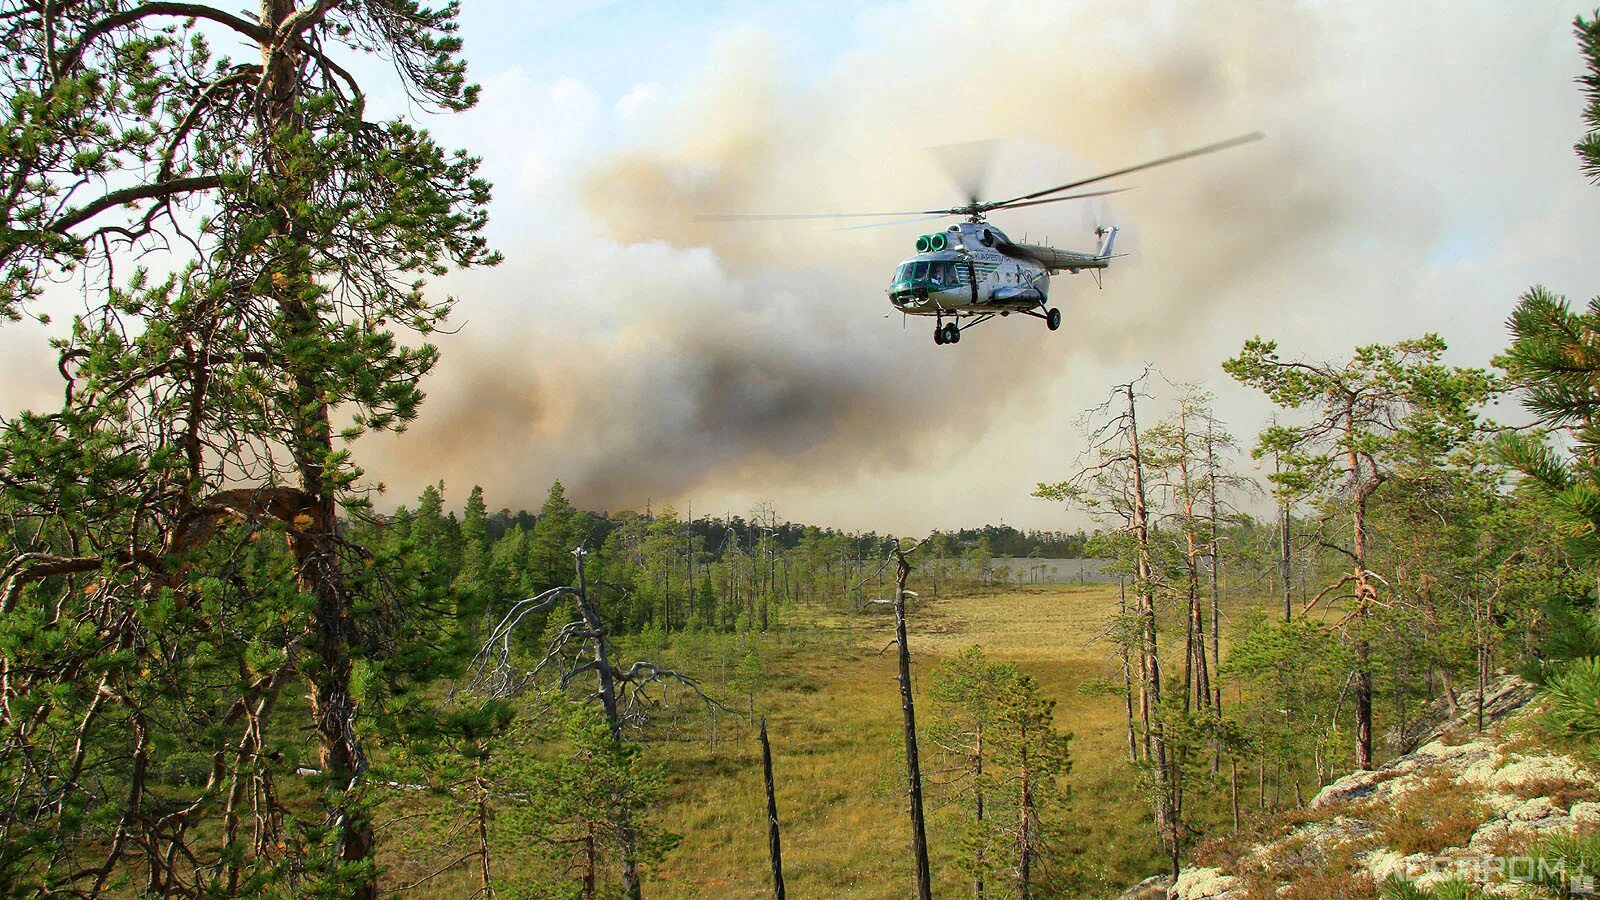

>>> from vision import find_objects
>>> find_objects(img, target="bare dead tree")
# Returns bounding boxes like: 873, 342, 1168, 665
760, 718, 786, 900
460, 547, 732, 900
1120, 577, 1137, 764
1145, 388, 1212, 715
867, 540, 933, 900
1034, 370, 1175, 864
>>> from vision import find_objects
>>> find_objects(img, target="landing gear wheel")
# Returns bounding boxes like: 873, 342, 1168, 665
1046, 307, 1062, 331
934, 323, 946, 345
941, 322, 961, 344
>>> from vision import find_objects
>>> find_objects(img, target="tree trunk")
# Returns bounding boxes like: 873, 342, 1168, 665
1017, 718, 1033, 900
1176, 420, 1208, 713
1277, 456, 1292, 623
1354, 612, 1374, 771
1126, 385, 1170, 839
892, 551, 934, 900
760, 718, 786, 900
259, 0, 373, 890
1348, 410, 1377, 771
574, 550, 644, 900
1478, 638, 1489, 734
1120, 578, 1138, 764
1169, 757, 1183, 881
1207, 424, 1222, 713
477, 754, 495, 899
1230, 759, 1240, 833
584, 822, 597, 900
974, 720, 986, 900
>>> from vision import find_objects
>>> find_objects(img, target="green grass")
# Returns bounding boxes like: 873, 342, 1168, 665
379, 583, 1185, 897
634, 584, 1161, 898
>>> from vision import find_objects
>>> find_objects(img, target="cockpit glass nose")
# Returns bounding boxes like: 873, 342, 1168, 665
912, 262, 929, 280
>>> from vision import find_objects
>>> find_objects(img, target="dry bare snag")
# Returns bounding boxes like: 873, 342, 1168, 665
869, 539, 934, 900
461, 546, 729, 900
1034, 369, 1176, 869
760, 717, 786, 900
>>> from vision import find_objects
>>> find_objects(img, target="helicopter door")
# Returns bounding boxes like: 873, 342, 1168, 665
966, 260, 978, 305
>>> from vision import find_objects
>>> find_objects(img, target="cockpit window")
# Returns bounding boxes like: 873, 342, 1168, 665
894, 260, 965, 285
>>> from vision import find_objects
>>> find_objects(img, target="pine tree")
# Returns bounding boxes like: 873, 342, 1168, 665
927, 646, 1018, 899
1225, 335, 1492, 769
500, 705, 677, 900
454, 485, 492, 623
531, 481, 579, 592
0, 1, 496, 892
1577, 11, 1600, 182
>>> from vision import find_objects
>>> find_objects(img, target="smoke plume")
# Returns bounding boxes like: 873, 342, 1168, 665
334, 1, 1600, 529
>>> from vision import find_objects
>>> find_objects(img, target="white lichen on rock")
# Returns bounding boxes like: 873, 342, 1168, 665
1169, 866, 1239, 899
1128, 676, 1600, 899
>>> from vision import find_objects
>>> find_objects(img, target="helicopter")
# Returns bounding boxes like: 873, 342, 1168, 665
698, 133, 1261, 345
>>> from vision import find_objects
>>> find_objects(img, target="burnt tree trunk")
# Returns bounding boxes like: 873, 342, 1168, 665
892, 549, 934, 900
760, 718, 786, 900
573, 550, 645, 900
477, 751, 494, 899
974, 720, 986, 900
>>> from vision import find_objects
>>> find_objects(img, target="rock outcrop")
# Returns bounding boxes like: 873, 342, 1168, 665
1122, 677, 1599, 899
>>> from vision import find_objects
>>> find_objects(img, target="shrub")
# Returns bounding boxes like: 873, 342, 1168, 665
1379, 876, 1488, 900
1509, 775, 1600, 809
1521, 827, 1600, 893
1379, 776, 1487, 857
1544, 657, 1600, 744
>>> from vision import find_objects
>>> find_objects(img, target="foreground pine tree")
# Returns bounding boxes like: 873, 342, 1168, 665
0, 1, 495, 893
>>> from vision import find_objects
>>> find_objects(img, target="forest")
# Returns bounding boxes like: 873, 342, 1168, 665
3, 2, 1600, 898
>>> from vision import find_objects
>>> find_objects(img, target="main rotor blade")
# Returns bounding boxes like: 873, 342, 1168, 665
694, 209, 951, 222
990, 132, 1263, 208
989, 187, 1131, 213
836, 214, 951, 231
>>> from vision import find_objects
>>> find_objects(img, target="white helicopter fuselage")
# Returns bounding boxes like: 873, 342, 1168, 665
887, 221, 1114, 317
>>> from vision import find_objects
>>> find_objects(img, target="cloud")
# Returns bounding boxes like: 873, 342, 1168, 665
615, 82, 665, 123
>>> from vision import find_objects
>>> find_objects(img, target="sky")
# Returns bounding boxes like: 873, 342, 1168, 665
5, 0, 1600, 535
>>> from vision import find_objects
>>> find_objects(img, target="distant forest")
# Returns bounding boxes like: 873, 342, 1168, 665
479, 500, 1095, 559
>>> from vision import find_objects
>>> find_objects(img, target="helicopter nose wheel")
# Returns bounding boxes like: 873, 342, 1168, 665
1046, 308, 1062, 331
935, 322, 960, 345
